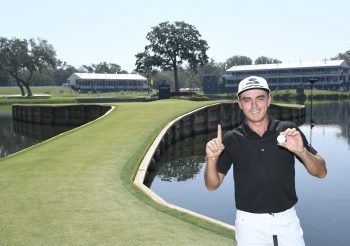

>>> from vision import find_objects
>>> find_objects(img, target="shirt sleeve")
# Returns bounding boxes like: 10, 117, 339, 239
297, 126, 318, 155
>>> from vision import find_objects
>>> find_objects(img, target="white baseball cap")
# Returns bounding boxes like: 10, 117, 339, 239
237, 76, 270, 96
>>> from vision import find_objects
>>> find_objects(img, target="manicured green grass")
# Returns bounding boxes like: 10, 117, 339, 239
0, 86, 78, 97
0, 100, 235, 245
0, 86, 153, 97
0, 86, 156, 105
272, 88, 350, 98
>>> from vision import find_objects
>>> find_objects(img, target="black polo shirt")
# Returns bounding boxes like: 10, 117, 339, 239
217, 116, 317, 213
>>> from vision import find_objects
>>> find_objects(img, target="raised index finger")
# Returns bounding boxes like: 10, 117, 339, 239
217, 124, 222, 143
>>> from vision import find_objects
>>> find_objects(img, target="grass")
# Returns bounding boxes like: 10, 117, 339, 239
271, 88, 350, 98
0, 100, 235, 246
0, 86, 156, 105
2, 86, 349, 105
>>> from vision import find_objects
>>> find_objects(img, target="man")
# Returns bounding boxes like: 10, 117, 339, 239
204, 76, 327, 246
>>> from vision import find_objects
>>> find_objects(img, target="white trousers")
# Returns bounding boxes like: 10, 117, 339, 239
235, 207, 305, 246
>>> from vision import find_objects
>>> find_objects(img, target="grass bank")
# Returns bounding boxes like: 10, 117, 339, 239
0, 86, 155, 105
0, 100, 235, 245
207, 89, 350, 102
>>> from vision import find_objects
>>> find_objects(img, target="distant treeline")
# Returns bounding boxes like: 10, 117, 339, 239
273, 91, 350, 102
1, 35, 350, 93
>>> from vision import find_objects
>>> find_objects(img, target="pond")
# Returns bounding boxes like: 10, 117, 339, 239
148, 101, 350, 246
0, 105, 74, 157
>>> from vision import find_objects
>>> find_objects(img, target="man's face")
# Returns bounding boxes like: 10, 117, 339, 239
238, 89, 271, 124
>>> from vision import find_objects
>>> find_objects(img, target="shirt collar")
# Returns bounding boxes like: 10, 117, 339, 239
241, 115, 277, 138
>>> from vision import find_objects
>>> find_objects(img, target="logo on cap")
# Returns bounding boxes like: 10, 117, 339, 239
246, 78, 260, 86
237, 76, 270, 96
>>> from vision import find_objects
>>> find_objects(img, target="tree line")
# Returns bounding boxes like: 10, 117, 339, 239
1, 21, 350, 95
0, 37, 130, 96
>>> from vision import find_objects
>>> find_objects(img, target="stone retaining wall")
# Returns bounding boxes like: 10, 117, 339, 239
134, 102, 305, 230
139, 102, 305, 185
12, 104, 111, 126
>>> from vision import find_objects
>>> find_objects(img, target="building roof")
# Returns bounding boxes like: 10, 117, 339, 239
69, 73, 147, 81
226, 60, 349, 72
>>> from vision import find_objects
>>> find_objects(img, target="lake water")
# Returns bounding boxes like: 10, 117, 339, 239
0, 105, 74, 157
148, 101, 350, 246
1, 101, 349, 245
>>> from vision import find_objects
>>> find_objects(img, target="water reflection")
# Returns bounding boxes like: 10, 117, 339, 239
0, 105, 75, 157
154, 157, 202, 182
13, 121, 75, 140
0, 106, 33, 157
305, 101, 350, 144
149, 101, 350, 246
145, 135, 209, 187
146, 106, 306, 186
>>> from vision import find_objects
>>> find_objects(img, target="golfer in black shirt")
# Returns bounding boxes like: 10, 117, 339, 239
204, 76, 327, 246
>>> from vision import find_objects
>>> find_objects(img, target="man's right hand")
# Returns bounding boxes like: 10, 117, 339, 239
205, 124, 225, 160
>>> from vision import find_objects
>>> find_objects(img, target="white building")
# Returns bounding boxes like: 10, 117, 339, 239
67, 73, 148, 92
223, 60, 350, 92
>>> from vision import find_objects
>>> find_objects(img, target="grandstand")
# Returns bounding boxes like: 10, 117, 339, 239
67, 73, 148, 92
223, 60, 349, 92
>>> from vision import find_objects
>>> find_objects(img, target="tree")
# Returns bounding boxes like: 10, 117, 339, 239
93, 62, 121, 74
53, 61, 77, 85
31, 68, 56, 86
0, 37, 27, 95
135, 21, 209, 92
331, 50, 350, 66
0, 67, 13, 86
78, 62, 127, 74
225, 55, 252, 69
255, 56, 282, 64
0, 37, 57, 96
78, 64, 94, 73
198, 59, 225, 79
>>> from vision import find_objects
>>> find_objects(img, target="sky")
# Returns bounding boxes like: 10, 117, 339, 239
1, 0, 349, 73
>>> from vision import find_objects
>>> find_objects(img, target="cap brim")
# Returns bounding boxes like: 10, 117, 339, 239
237, 88, 270, 97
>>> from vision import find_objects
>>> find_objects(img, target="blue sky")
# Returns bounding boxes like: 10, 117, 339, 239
1, 0, 349, 72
